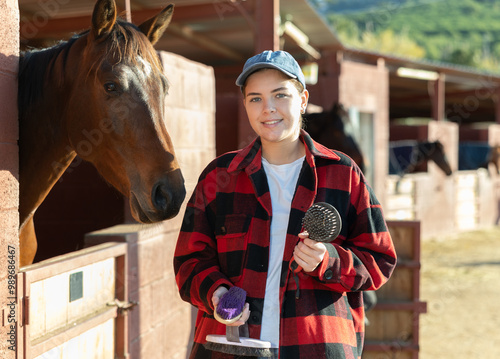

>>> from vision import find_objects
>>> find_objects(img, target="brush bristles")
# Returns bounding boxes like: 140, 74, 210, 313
215, 287, 246, 321
204, 341, 274, 357
302, 202, 342, 242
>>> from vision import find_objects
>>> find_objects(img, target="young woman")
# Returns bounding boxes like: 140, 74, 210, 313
174, 50, 396, 359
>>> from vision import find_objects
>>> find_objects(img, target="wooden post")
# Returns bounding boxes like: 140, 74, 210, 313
495, 87, 500, 124
317, 50, 341, 109
254, 0, 280, 53
236, 0, 280, 148
432, 73, 445, 121
124, 0, 131, 22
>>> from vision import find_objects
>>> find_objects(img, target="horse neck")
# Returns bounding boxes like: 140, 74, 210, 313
489, 146, 500, 173
18, 49, 77, 226
403, 143, 427, 174
18, 124, 76, 227
424, 142, 446, 166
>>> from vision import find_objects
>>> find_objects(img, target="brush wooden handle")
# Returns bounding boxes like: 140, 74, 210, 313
214, 309, 243, 325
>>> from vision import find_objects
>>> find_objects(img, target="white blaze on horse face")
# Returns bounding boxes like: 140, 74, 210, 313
134, 55, 173, 155
137, 56, 153, 80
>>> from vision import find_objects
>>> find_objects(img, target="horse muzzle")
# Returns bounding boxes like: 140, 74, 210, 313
130, 168, 186, 223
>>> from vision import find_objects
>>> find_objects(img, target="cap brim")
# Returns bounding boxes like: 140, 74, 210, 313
235, 63, 298, 86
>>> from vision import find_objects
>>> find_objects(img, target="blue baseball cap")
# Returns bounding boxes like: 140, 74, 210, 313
235, 50, 306, 89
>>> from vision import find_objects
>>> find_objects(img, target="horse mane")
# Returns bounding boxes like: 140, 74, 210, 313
18, 18, 163, 119
18, 34, 84, 118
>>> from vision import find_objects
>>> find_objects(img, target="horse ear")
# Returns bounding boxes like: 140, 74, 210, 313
138, 4, 174, 45
91, 0, 117, 39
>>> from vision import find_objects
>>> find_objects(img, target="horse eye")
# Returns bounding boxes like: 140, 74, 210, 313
104, 82, 118, 93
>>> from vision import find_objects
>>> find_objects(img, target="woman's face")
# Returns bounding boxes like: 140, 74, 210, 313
243, 69, 308, 147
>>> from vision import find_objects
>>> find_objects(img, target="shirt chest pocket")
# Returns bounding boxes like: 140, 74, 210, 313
215, 214, 251, 282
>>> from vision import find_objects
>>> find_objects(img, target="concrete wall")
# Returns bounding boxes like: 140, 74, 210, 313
85, 51, 216, 359
0, 0, 19, 358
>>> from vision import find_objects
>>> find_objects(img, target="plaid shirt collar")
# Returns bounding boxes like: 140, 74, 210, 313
227, 129, 341, 175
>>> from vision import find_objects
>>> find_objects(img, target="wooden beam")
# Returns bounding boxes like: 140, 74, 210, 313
167, 23, 245, 62
254, 0, 279, 53
19, 3, 252, 40
392, 87, 498, 103
132, 2, 253, 23
282, 21, 321, 60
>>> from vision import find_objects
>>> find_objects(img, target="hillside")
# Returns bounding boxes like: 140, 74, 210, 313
309, 0, 500, 73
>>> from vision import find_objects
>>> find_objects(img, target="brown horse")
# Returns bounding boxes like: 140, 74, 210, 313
305, 103, 366, 172
18, 0, 186, 266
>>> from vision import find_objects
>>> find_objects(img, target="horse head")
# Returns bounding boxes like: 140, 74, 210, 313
18, 0, 187, 265
426, 141, 453, 176
305, 103, 366, 172
64, 0, 185, 223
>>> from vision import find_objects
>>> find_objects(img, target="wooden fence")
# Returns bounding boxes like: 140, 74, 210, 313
16, 242, 128, 359
363, 220, 426, 359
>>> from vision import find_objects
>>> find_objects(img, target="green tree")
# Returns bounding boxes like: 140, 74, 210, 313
317, 0, 500, 73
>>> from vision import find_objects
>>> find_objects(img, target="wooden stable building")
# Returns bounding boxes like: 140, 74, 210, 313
1, 0, 499, 358
16, 0, 500, 238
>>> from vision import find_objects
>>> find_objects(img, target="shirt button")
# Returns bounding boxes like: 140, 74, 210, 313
250, 312, 261, 324
324, 269, 333, 280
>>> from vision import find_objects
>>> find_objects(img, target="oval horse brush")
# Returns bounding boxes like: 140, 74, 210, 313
290, 202, 342, 274
213, 286, 247, 324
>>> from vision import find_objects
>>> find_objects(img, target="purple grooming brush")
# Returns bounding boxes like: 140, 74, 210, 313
214, 287, 247, 324
206, 286, 273, 356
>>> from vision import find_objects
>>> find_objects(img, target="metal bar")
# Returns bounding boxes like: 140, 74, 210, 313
373, 300, 427, 313
115, 253, 129, 358
16, 272, 27, 359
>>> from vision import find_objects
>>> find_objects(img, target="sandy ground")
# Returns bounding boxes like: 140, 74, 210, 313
419, 227, 500, 359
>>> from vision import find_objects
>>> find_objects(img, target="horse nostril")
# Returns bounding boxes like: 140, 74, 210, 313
152, 183, 171, 213
150, 170, 186, 220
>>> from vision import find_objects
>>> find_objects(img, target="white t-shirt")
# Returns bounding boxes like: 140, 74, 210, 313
260, 156, 304, 347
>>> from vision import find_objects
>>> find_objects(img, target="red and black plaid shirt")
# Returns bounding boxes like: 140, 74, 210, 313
174, 130, 396, 359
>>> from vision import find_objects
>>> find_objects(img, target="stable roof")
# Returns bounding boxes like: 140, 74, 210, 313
18, 0, 500, 122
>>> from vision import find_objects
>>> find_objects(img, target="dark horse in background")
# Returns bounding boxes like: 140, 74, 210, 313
459, 142, 500, 174
305, 103, 366, 173
389, 140, 453, 177
18, 0, 186, 266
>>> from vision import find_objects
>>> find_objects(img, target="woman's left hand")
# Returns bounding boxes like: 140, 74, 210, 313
293, 232, 327, 273
212, 286, 250, 326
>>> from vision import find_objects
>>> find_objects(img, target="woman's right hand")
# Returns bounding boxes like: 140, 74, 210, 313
212, 286, 250, 326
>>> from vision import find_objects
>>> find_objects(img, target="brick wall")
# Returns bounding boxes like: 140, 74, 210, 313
0, 0, 19, 358
85, 51, 216, 359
